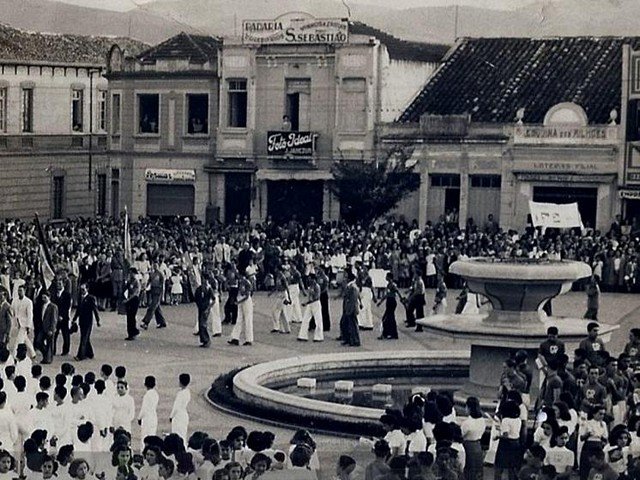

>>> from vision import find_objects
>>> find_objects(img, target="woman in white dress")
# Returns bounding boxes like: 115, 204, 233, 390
357, 276, 374, 330
170, 374, 191, 442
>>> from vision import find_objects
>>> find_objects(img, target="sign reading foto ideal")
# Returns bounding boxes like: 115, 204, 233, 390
243, 12, 348, 45
267, 131, 315, 156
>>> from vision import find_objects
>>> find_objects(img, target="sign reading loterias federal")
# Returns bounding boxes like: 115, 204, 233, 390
243, 12, 348, 45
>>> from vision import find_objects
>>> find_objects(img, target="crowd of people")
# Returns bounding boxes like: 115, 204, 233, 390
0, 213, 638, 479
0, 212, 634, 355
0, 323, 638, 479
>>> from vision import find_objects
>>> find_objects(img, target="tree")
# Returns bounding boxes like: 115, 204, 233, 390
330, 150, 420, 225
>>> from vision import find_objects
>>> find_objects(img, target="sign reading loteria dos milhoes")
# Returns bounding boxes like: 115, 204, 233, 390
243, 12, 348, 45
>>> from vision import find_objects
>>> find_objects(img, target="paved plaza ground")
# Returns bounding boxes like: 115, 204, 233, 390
38, 289, 640, 478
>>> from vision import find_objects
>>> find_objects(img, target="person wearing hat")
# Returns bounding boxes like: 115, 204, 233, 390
124, 268, 140, 341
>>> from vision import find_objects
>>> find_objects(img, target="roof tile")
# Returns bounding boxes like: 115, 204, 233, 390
399, 36, 640, 125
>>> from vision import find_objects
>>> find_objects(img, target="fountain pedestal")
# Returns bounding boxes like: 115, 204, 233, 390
417, 259, 618, 407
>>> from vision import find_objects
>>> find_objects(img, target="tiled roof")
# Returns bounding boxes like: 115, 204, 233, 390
0, 23, 147, 64
349, 21, 449, 64
137, 32, 221, 64
399, 36, 640, 124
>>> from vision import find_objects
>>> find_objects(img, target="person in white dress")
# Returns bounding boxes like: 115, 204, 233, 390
228, 275, 254, 346
170, 374, 191, 442
208, 274, 222, 337
138, 376, 159, 449
357, 277, 374, 330
111, 380, 135, 434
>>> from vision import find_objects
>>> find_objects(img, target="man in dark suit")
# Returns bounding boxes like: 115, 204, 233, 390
72, 283, 101, 361
52, 279, 72, 356
40, 291, 58, 364
0, 290, 12, 352
31, 278, 45, 354
124, 268, 140, 341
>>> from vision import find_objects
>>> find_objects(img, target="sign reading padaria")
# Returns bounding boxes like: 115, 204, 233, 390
243, 13, 348, 45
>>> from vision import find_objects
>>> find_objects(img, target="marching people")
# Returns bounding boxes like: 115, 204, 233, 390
39, 292, 57, 365
339, 270, 361, 347
124, 268, 141, 341
52, 278, 72, 357
376, 272, 400, 340
228, 273, 254, 346
194, 275, 215, 348
297, 273, 323, 343
72, 284, 101, 362
404, 269, 426, 331
270, 267, 291, 335
11, 285, 36, 359
140, 261, 167, 330
0, 290, 13, 353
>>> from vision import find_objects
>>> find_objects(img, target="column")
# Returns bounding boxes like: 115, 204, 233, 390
418, 169, 428, 228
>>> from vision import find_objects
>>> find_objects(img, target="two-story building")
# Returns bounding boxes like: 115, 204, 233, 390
106, 33, 221, 220
0, 24, 145, 220
381, 37, 633, 231
211, 14, 447, 224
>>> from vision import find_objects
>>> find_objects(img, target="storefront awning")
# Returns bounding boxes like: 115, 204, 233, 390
255, 169, 333, 181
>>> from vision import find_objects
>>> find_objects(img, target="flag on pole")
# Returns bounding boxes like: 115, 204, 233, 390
123, 206, 132, 265
34, 213, 56, 289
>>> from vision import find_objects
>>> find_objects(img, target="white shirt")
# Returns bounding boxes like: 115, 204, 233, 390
500, 417, 522, 439
406, 430, 428, 455
11, 295, 33, 330
461, 417, 486, 441
384, 429, 407, 453
545, 446, 574, 474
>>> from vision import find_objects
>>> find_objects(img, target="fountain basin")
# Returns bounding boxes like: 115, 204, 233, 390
232, 351, 469, 427
450, 258, 592, 325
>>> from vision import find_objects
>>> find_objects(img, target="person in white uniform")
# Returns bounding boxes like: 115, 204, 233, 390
297, 274, 323, 342
138, 375, 159, 449
11, 286, 36, 358
170, 373, 191, 442
270, 268, 292, 334
227, 274, 254, 346
0, 391, 18, 454
111, 380, 135, 434
208, 273, 222, 337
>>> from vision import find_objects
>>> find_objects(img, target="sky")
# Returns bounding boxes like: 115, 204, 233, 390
54, 0, 543, 12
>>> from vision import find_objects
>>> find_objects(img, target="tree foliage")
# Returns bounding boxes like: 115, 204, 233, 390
330, 152, 420, 225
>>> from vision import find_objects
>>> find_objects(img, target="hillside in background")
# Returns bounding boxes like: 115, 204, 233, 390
2, 0, 640, 47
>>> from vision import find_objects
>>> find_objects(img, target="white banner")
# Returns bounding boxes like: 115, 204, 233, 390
529, 201, 583, 229
369, 269, 389, 289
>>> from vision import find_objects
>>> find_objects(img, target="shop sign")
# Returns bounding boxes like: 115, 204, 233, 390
243, 13, 348, 45
145, 168, 196, 182
267, 131, 315, 156
514, 160, 616, 174
628, 172, 640, 182
620, 189, 640, 199
513, 125, 618, 145
420, 114, 469, 136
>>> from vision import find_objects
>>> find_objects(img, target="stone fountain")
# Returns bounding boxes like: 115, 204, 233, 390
417, 258, 618, 404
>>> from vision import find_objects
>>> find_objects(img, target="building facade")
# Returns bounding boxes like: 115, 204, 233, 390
381, 37, 634, 231
211, 14, 446, 224
0, 25, 144, 220
106, 33, 221, 220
